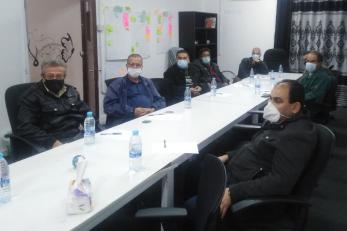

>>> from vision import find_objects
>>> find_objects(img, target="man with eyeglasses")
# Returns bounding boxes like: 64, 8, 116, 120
16, 60, 91, 150
104, 54, 166, 127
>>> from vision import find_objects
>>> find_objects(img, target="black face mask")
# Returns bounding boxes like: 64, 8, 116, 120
44, 79, 65, 94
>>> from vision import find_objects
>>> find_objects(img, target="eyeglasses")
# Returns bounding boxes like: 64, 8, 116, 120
44, 73, 65, 80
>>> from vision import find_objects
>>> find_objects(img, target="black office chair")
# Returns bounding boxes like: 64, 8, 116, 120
263, 48, 289, 72
135, 154, 227, 231
5, 83, 44, 162
225, 124, 335, 231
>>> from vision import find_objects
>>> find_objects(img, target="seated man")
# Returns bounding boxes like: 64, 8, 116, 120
193, 48, 229, 88
299, 50, 332, 121
237, 47, 269, 79
16, 60, 91, 151
104, 54, 166, 127
164, 50, 207, 105
218, 80, 317, 222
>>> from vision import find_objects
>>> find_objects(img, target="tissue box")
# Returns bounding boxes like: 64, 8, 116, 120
66, 179, 92, 215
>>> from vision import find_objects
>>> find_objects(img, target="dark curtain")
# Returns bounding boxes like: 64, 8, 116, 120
274, 0, 293, 52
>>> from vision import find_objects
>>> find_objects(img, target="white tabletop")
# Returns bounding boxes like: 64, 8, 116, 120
0, 72, 302, 231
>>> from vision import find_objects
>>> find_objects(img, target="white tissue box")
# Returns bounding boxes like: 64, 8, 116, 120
66, 178, 92, 215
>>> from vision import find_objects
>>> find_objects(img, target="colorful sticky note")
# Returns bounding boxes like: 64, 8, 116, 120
113, 6, 123, 17
107, 40, 113, 46
123, 12, 130, 30
130, 15, 137, 23
168, 16, 173, 38
105, 24, 114, 35
146, 15, 151, 25
125, 6, 132, 12
157, 15, 162, 24
156, 25, 163, 35
145, 25, 151, 41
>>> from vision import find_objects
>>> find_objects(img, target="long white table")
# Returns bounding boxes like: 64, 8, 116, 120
0, 73, 302, 231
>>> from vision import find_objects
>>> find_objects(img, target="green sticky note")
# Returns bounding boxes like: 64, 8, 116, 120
107, 40, 113, 46
105, 24, 113, 34
158, 15, 162, 24
146, 15, 151, 24
131, 46, 135, 53
130, 16, 137, 23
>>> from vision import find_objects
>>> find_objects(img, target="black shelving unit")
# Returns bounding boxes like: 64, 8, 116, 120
179, 11, 218, 63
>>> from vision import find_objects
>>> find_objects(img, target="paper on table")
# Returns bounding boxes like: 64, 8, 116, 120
147, 113, 183, 121
151, 141, 199, 156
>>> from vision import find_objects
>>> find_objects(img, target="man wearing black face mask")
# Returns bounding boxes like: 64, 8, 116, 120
16, 60, 91, 151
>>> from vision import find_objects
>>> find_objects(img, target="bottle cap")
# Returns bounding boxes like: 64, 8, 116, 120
87, 111, 93, 117
0, 152, 3, 158
132, 129, 139, 136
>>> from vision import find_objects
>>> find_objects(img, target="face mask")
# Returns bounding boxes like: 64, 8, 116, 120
177, 59, 189, 69
252, 54, 260, 61
202, 56, 211, 64
44, 79, 64, 94
127, 68, 142, 78
263, 101, 281, 123
305, 62, 317, 73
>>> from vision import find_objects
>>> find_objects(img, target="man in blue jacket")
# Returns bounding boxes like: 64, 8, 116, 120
104, 54, 166, 127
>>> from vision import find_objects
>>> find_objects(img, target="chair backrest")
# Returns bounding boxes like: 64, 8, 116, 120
292, 124, 335, 198
221, 70, 237, 83
263, 48, 289, 72
195, 154, 226, 231
323, 70, 338, 112
5, 83, 35, 133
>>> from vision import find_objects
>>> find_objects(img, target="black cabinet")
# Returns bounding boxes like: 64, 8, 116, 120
179, 12, 218, 63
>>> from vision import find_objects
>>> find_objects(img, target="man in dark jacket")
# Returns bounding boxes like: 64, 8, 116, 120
16, 60, 91, 150
164, 50, 208, 105
237, 47, 269, 79
104, 54, 166, 127
193, 47, 229, 89
218, 79, 317, 219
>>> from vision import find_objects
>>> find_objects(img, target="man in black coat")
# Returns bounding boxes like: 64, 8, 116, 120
164, 50, 208, 105
16, 60, 91, 151
237, 47, 269, 79
218, 79, 317, 219
193, 47, 229, 89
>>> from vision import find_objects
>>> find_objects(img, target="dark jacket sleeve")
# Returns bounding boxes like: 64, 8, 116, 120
229, 125, 317, 202
146, 78, 166, 110
164, 66, 183, 103
214, 63, 229, 84
237, 58, 250, 79
16, 90, 56, 149
191, 63, 209, 93
103, 79, 134, 117
256, 61, 269, 75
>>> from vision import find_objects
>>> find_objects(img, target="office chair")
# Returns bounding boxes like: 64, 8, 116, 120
221, 71, 238, 83
263, 48, 289, 72
225, 124, 335, 231
5, 83, 44, 162
135, 154, 227, 231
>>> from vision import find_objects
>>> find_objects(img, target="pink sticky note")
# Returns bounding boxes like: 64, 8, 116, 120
145, 25, 151, 41
168, 16, 173, 38
123, 12, 130, 30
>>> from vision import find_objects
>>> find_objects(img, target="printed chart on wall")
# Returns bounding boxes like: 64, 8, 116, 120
101, 0, 174, 61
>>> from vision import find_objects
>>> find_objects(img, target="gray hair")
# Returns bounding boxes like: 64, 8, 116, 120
41, 59, 67, 74
127, 54, 143, 64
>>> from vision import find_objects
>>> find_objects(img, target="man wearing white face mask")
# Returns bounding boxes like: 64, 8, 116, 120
193, 48, 229, 88
299, 51, 332, 121
237, 47, 269, 79
216, 80, 317, 224
104, 54, 166, 127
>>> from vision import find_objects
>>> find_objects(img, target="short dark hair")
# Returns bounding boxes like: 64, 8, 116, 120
276, 79, 305, 108
176, 49, 189, 57
127, 53, 143, 64
305, 50, 323, 63
199, 47, 211, 57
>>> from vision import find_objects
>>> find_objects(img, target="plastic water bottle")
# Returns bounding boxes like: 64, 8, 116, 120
249, 68, 255, 84
0, 152, 11, 204
210, 77, 217, 96
254, 75, 261, 95
129, 129, 142, 172
184, 86, 192, 109
278, 65, 283, 79
84, 111, 95, 145
270, 70, 275, 86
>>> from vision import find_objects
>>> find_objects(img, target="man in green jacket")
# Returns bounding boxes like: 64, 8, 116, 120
299, 50, 332, 120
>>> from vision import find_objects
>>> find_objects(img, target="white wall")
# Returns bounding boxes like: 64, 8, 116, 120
97, 0, 204, 122
202, 0, 277, 74
0, 1, 28, 136
26, 0, 84, 95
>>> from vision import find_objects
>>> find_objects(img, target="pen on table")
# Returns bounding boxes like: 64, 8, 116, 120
100, 132, 122, 135
163, 139, 167, 148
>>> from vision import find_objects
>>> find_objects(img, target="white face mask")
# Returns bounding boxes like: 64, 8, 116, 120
127, 68, 142, 78
202, 56, 211, 64
252, 54, 260, 61
263, 101, 281, 123
305, 62, 317, 73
